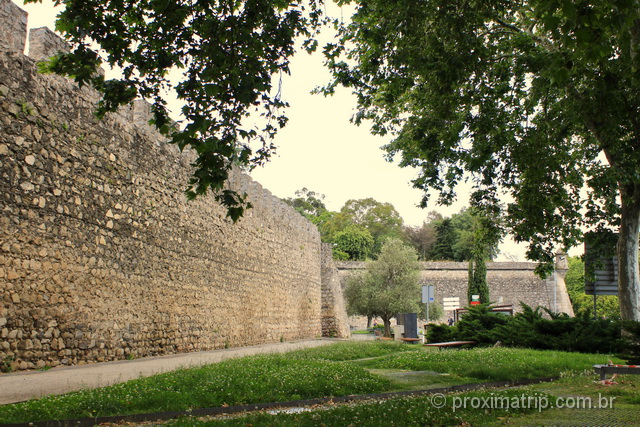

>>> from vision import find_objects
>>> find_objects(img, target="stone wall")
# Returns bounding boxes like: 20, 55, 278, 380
320, 244, 350, 338
28, 26, 69, 62
0, 0, 26, 54
337, 259, 574, 325
0, 0, 350, 371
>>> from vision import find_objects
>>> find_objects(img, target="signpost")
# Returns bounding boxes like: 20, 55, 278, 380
422, 285, 435, 322
443, 297, 460, 312
584, 233, 619, 319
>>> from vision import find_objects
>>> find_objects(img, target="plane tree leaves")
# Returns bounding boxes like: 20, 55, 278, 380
325, 0, 640, 320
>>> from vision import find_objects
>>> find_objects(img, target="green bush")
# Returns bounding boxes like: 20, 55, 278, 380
496, 304, 622, 353
427, 303, 627, 354
621, 321, 640, 364
455, 304, 509, 345
332, 249, 349, 261
426, 323, 457, 343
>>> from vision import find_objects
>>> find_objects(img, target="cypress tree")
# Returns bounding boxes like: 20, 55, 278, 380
468, 250, 490, 304
467, 259, 475, 304
474, 252, 490, 304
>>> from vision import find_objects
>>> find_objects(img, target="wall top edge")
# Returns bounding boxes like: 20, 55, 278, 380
336, 261, 539, 271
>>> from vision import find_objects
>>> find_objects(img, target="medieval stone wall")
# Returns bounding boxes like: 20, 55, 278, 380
0, 0, 349, 371
320, 244, 350, 338
337, 260, 573, 325
0, 0, 26, 54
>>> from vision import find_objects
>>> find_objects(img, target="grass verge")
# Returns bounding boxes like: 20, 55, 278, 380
352, 347, 621, 381
288, 340, 422, 362
165, 389, 558, 426
0, 354, 389, 424
0, 342, 624, 425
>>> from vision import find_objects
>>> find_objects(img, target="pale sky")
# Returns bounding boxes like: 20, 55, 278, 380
14, 0, 534, 260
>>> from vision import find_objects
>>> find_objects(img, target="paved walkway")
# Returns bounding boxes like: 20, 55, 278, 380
0, 339, 339, 405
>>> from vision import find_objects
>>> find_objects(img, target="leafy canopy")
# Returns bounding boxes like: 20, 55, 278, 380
344, 239, 421, 334
323, 0, 640, 275
340, 198, 405, 254
282, 187, 327, 218
283, 190, 407, 259
565, 256, 620, 318
334, 225, 374, 261
31, 0, 326, 220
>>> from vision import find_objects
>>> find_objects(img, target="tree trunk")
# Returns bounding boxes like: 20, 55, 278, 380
382, 316, 392, 337
367, 315, 373, 329
618, 185, 640, 321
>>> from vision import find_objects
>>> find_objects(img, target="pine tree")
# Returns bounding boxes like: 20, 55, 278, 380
432, 219, 455, 260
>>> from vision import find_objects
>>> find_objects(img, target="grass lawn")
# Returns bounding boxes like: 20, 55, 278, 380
485, 372, 640, 426
165, 375, 640, 426
351, 347, 615, 381
0, 341, 634, 425
166, 389, 560, 426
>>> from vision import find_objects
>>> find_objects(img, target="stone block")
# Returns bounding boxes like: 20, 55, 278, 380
0, 0, 27, 54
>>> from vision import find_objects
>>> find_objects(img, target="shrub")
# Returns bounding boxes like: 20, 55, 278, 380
496, 304, 622, 353
454, 304, 509, 345
620, 321, 640, 364
428, 303, 626, 354
334, 226, 374, 260
425, 323, 457, 343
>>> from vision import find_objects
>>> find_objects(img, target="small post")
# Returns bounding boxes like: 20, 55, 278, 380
426, 300, 429, 324
553, 267, 557, 313
422, 285, 434, 322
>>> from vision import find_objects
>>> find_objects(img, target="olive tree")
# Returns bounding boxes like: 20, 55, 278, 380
344, 239, 421, 336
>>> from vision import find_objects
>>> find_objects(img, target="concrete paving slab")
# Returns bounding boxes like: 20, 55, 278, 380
0, 339, 338, 405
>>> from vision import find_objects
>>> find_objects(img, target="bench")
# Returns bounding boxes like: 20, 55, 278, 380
399, 338, 421, 344
373, 330, 394, 340
593, 364, 640, 380
423, 340, 476, 349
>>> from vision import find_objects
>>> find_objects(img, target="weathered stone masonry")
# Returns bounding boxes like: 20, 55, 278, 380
320, 244, 350, 338
0, 0, 349, 371
338, 257, 574, 323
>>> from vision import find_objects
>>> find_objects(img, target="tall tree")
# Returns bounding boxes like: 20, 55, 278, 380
344, 239, 421, 336
317, 210, 353, 243
325, 1, 640, 320
34, 0, 325, 220
403, 221, 437, 261
282, 188, 327, 219
406, 208, 501, 262
450, 208, 478, 262
340, 198, 405, 256
431, 218, 456, 261
334, 225, 374, 261
468, 250, 490, 305
450, 207, 502, 262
